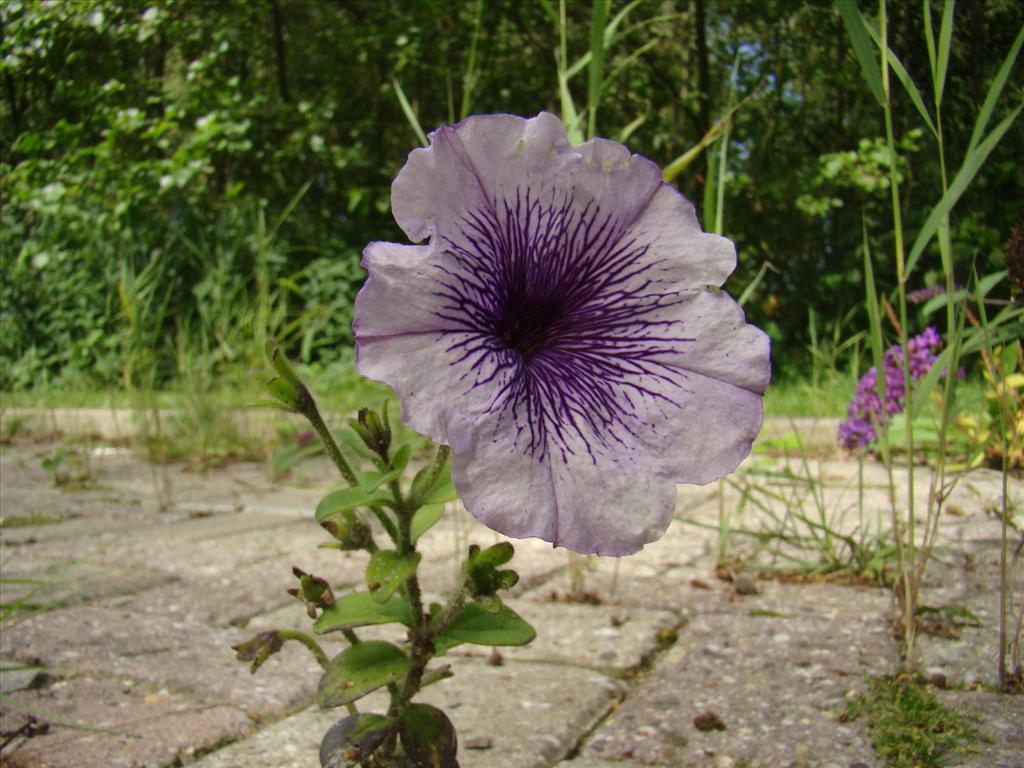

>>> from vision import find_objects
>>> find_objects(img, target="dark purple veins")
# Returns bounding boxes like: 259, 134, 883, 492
433, 188, 694, 465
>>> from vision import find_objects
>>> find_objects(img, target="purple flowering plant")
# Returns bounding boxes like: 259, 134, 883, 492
838, 327, 943, 450
237, 113, 770, 767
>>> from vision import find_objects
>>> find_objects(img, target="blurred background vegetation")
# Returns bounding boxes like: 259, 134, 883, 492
1, 0, 1021, 395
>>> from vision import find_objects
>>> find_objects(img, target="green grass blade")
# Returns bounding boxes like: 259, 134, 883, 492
935, 0, 955, 107
602, 38, 659, 91
966, 24, 1023, 157
862, 216, 885, 396
923, 0, 937, 92
537, 0, 557, 24
392, 78, 428, 147
587, 0, 610, 140
838, 0, 886, 107
459, 0, 484, 120
864, 21, 936, 136
616, 114, 646, 144
911, 314, 964, 419
270, 180, 312, 242
558, 0, 583, 145
662, 97, 747, 182
605, 0, 643, 43
566, 0, 644, 81
737, 260, 775, 306
907, 102, 1022, 275
712, 56, 740, 235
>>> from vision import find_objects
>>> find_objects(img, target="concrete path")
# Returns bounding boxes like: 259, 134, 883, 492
0, 422, 1021, 768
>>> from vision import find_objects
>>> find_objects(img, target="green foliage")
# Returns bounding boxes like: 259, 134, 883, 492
314, 592, 415, 635
842, 675, 979, 767
3, 1, 1021, 386
435, 602, 536, 647
366, 550, 422, 603
317, 640, 414, 709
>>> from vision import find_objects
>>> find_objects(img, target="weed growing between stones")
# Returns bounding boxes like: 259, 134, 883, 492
840, 674, 979, 767
834, 2, 1022, 679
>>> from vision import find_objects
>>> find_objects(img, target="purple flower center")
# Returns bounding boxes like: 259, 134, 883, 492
431, 188, 692, 464
496, 297, 565, 360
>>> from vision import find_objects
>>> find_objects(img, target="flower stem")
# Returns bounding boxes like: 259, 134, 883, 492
408, 445, 451, 508
301, 392, 359, 488
277, 629, 329, 670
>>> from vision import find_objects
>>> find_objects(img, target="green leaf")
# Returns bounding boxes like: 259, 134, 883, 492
366, 550, 421, 603
436, 603, 536, 647
862, 22, 936, 136
390, 443, 412, 473
399, 704, 458, 768
923, 0, 938, 95
392, 78, 429, 148
967, 22, 1022, 157
861, 217, 886, 429
586, 0, 610, 140
315, 486, 390, 523
557, 0, 584, 145
410, 503, 444, 543
476, 595, 502, 614
907, 103, 1022, 276
474, 542, 514, 568
320, 714, 390, 768
314, 592, 413, 634
317, 641, 414, 708
838, 0, 885, 107
360, 468, 402, 492
935, 0, 955, 107
423, 479, 457, 505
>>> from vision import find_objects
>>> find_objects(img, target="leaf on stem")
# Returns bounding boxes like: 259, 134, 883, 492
319, 714, 390, 768
314, 592, 414, 634
436, 602, 536, 647
317, 641, 414, 709
366, 550, 421, 603
838, 0, 886, 107
390, 442, 413, 472
410, 503, 445, 543
906, 102, 1023, 275
359, 468, 403, 492
399, 704, 459, 768
316, 487, 391, 524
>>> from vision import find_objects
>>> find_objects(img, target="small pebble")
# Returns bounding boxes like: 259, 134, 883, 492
694, 711, 727, 732
464, 736, 492, 750
733, 573, 758, 595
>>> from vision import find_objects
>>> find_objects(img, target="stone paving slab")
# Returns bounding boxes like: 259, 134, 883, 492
193, 657, 623, 768
0, 678, 252, 768
583, 582, 895, 768
449, 599, 679, 675
0, 561, 174, 608
0, 604, 321, 720
938, 690, 1024, 768
2, 438, 1022, 768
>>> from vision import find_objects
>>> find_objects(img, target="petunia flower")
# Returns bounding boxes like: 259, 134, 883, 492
354, 113, 770, 556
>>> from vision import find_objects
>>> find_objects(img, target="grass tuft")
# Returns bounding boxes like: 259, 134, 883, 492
841, 674, 979, 767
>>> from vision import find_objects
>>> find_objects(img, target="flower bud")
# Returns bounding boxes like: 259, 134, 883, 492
320, 509, 372, 551
232, 630, 284, 673
349, 403, 392, 458
463, 543, 519, 597
289, 567, 335, 618
262, 338, 310, 412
